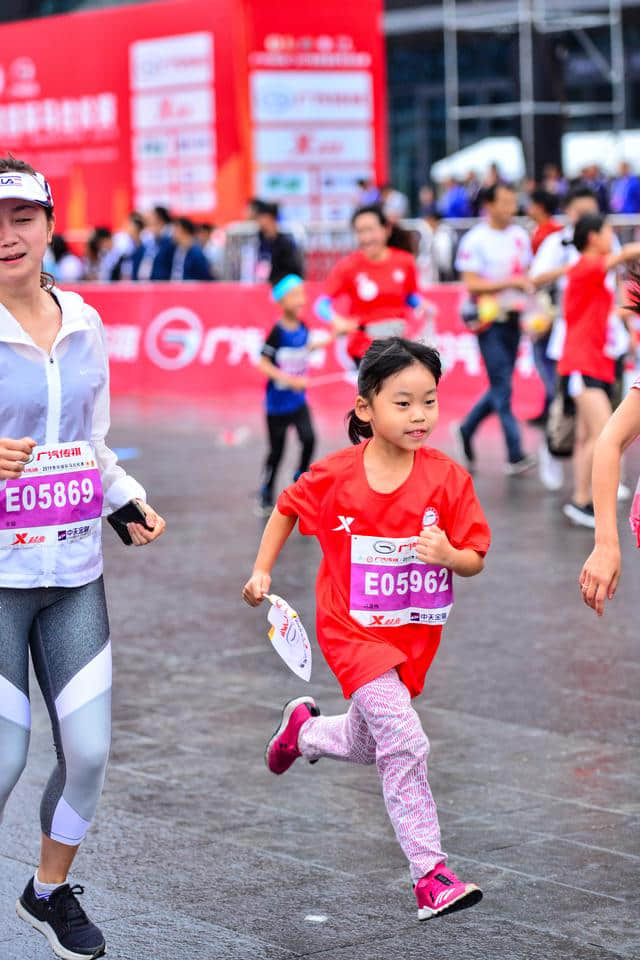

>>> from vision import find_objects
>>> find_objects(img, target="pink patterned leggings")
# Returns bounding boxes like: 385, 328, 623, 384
298, 668, 446, 881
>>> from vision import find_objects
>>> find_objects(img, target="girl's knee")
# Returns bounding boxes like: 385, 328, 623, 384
0, 739, 29, 803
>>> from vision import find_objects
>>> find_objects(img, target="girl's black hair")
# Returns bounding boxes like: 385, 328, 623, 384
573, 213, 606, 252
346, 337, 442, 444
351, 204, 388, 228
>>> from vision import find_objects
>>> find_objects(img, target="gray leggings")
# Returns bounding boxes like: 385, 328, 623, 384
0, 576, 111, 845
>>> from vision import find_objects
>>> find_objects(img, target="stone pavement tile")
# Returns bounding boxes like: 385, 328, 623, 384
471, 834, 639, 901
99, 910, 296, 960
298, 914, 631, 960
454, 858, 638, 958
561, 818, 640, 857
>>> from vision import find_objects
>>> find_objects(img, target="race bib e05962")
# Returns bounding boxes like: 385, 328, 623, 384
0, 441, 103, 548
350, 534, 453, 628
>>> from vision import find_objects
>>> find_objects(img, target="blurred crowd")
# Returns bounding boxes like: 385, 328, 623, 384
48, 160, 640, 286
44, 209, 226, 285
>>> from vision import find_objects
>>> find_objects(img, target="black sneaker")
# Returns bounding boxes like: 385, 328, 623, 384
16, 877, 106, 959
451, 422, 475, 472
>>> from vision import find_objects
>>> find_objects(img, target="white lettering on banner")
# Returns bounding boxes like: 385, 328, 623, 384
433, 331, 535, 378
130, 32, 213, 91
103, 325, 141, 363
0, 93, 117, 141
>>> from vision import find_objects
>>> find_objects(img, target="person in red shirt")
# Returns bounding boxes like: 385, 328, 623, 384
315, 206, 430, 366
558, 214, 640, 527
528, 189, 563, 255
243, 337, 490, 920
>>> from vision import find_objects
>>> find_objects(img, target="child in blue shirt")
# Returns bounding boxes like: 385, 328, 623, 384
257, 275, 322, 514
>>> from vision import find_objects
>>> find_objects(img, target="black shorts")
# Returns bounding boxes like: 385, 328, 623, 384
561, 374, 613, 401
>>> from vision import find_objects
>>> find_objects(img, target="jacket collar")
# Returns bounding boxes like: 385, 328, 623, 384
0, 287, 91, 347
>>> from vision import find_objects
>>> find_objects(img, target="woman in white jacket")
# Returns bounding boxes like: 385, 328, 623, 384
0, 157, 165, 960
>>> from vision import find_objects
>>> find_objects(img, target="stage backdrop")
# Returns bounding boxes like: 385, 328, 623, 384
81, 283, 544, 420
0, 0, 387, 234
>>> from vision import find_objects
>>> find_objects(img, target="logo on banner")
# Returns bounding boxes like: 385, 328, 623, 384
8, 57, 40, 98
145, 307, 203, 370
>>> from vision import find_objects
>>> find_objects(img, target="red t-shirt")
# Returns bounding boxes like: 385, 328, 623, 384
277, 442, 491, 699
325, 248, 419, 360
558, 255, 615, 383
531, 219, 563, 255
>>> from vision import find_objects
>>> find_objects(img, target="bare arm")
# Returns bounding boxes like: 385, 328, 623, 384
416, 526, 485, 577
606, 242, 640, 271
530, 264, 568, 289
462, 271, 532, 296
243, 508, 297, 605
257, 355, 306, 390
580, 389, 640, 615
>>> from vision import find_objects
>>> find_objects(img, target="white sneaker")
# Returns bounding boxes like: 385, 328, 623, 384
563, 501, 596, 528
617, 482, 631, 502
504, 454, 537, 476
538, 443, 564, 491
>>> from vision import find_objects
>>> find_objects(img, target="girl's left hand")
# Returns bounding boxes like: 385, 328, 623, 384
127, 501, 166, 546
416, 525, 454, 567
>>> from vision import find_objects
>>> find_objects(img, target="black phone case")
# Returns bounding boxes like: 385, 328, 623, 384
107, 500, 151, 545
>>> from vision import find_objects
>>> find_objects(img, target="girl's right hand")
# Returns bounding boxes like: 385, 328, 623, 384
242, 570, 271, 607
579, 543, 621, 616
0, 437, 37, 479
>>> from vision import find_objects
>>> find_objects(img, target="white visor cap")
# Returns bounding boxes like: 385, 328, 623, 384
0, 171, 53, 208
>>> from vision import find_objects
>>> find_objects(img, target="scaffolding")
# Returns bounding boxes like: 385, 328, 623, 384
385, 0, 627, 172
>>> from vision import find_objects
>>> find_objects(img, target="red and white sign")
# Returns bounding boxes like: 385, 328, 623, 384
247, 1, 387, 223
73, 283, 543, 421
0, 0, 387, 235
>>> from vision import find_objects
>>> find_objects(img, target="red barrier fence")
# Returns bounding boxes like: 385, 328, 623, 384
86, 283, 544, 419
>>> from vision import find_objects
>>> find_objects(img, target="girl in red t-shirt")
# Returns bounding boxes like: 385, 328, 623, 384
315, 206, 432, 365
243, 337, 491, 920
558, 215, 640, 528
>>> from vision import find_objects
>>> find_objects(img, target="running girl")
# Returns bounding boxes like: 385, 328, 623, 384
0, 157, 165, 959
580, 309, 640, 615
557, 214, 640, 527
243, 337, 491, 919
315, 205, 429, 367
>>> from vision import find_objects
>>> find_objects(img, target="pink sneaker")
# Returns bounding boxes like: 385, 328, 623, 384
265, 697, 320, 775
415, 864, 482, 920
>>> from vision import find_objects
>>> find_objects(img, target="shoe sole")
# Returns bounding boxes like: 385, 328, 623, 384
504, 458, 537, 476
418, 885, 483, 920
450, 423, 475, 473
264, 696, 319, 774
562, 504, 596, 528
16, 899, 106, 960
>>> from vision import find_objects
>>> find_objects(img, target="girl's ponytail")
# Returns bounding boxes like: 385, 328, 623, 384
346, 408, 373, 445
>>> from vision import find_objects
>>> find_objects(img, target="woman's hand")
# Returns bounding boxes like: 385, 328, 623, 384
243, 570, 271, 606
331, 314, 359, 336
579, 543, 621, 616
127, 501, 166, 546
0, 437, 36, 479
416, 526, 455, 567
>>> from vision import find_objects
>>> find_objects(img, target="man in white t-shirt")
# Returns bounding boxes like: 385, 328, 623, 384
455, 183, 535, 474
530, 186, 629, 494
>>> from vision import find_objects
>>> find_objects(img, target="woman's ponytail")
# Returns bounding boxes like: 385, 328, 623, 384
346, 408, 373, 445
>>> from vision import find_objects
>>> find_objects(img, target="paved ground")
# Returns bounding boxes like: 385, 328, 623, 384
1, 391, 639, 960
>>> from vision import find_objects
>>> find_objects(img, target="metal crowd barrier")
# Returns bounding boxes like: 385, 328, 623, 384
221, 219, 435, 284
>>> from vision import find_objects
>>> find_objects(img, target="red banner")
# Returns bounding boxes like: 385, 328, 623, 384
0, 0, 386, 235
81, 283, 543, 419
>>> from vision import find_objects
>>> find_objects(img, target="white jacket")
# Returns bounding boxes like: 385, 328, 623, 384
0, 288, 145, 588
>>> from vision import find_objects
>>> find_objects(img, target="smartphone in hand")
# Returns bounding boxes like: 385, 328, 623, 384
107, 500, 153, 545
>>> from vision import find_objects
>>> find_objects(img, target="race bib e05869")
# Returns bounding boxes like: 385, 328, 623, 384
0, 441, 103, 548
350, 534, 453, 628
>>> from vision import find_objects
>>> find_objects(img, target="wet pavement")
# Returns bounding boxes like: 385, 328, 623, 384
1, 390, 640, 960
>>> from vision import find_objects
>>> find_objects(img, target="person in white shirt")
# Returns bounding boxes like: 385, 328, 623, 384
0, 156, 165, 960
454, 183, 536, 475
530, 186, 630, 496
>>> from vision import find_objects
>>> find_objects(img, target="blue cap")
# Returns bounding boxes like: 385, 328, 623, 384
272, 274, 304, 302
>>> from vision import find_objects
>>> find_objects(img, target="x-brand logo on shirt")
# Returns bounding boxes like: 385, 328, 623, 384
332, 515, 355, 533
